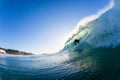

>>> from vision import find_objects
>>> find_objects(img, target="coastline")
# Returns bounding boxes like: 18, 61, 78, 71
0, 47, 33, 55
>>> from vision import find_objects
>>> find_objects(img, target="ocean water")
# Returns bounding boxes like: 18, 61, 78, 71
1, 0, 120, 80
1, 46, 120, 80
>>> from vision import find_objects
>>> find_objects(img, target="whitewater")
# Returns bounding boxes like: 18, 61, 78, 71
1, 0, 120, 80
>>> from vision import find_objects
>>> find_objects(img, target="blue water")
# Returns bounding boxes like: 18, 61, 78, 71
1, 0, 120, 80
0, 52, 71, 80
1, 46, 120, 80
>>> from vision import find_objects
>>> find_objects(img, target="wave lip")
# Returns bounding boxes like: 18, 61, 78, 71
65, 0, 120, 49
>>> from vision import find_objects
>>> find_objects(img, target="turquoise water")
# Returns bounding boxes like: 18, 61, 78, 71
1, 46, 120, 80
1, 0, 120, 80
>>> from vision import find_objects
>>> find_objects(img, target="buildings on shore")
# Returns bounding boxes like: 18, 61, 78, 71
0, 47, 33, 55
0, 48, 6, 54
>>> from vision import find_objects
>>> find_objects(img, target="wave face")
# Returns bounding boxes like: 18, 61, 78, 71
1, 0, 120, 80
65, 0, 120, 49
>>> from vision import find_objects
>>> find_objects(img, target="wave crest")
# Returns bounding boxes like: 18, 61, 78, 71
65, 0, 120, 48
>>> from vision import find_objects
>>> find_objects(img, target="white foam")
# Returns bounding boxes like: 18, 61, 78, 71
67, 0, 114, 39
86, 0, 120, 48
66, 0, 120, 48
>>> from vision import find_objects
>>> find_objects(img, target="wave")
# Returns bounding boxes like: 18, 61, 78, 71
1, 0, 120, 80
65, 0, 120, 50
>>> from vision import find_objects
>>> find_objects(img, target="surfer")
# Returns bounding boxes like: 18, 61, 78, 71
74, 39, 79, 45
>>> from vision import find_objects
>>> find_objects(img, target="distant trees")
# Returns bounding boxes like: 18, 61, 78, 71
0, 47, 33, 55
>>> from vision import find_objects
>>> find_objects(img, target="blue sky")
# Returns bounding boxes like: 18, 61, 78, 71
0, 0, 110, 54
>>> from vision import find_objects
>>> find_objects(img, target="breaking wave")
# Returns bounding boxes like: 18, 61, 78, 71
65, 0, 120, 49
1, 0, 120, 80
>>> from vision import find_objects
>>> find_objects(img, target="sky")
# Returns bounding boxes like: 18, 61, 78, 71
0, 0, 110, 54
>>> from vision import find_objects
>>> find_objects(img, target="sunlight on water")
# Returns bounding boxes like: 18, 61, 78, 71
1, 0, 120, 80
